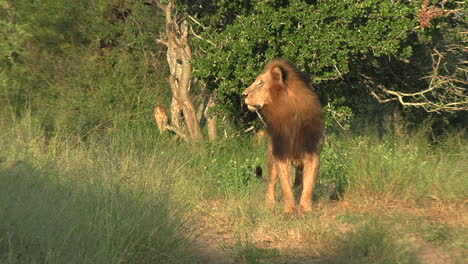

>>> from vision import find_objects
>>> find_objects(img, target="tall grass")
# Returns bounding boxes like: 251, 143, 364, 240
1, 113, 465, 263
0, 116, 197, 264
343, 130, 467, 200
328, 218, 418, 264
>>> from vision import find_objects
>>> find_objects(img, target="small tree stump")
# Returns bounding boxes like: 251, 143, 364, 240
154, 106, 169, 133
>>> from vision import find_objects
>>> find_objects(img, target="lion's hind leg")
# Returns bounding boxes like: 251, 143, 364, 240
293, 164, 304, 202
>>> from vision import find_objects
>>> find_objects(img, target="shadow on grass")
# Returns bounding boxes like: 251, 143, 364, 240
225, 218, 420, 264
326, 219, 419, 264
0, 161, 195, 264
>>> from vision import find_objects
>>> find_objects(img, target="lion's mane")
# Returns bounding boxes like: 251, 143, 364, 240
261, 59, 324, 160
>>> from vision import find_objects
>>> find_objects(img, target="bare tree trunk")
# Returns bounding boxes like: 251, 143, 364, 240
205, 94, 218, 141
151, 0, 204, 142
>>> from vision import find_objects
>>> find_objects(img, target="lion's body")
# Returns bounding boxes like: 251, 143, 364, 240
242, 59, 324, 214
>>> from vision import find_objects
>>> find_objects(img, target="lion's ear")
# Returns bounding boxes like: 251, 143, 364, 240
271, 66, 284, 83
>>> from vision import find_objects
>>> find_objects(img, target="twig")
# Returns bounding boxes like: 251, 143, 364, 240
164, 124, 188, 141
187, 15, 206, 30
255, 110, 267, 127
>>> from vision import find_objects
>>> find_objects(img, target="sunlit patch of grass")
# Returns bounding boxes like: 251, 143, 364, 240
343, 129, 467, 200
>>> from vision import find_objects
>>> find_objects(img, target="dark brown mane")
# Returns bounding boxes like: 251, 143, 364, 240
262, 59, 324, 161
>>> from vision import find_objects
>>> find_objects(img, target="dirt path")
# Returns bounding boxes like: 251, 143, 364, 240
189, 199, 465, 264
191, 223, 234, 264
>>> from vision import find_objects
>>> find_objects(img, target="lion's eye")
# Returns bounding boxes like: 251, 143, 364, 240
257, 80, 264, 86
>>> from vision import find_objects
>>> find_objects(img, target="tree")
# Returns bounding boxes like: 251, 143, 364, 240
148, 0, 220, 142
369, 1, 467, 114
182, 0, 466, 129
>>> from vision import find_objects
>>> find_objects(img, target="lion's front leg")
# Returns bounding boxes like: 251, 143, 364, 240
274, 157, 295, 213
298, 152, 320, 214
266, 151, 278, 207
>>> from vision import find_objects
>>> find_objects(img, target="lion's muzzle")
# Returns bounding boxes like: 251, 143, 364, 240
242, 92, 262, 111
246, 104, 261, 111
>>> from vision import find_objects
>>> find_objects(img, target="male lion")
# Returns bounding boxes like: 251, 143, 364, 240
242, 58, 324, 214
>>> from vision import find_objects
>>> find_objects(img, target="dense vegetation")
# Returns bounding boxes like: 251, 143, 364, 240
1, 0, 168, 136
0, 0, 466, 263
185, 0, 466, 128
1, 0, 466, 135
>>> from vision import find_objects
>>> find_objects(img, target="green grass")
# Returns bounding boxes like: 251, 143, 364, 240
0, 115, 466, 263
343, 130, 467, 200
328, 218, 418, 264
0, 118, 198, 264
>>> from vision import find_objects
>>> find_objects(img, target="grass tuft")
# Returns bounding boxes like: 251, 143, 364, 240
328, 218, 418, 264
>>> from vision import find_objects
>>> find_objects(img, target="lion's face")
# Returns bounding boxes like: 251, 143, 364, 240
242, 68, 282, 111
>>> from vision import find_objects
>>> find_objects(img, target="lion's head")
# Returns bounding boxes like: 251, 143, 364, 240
242, 65, 285, 112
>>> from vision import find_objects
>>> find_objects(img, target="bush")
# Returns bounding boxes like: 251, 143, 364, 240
190, 0, 418, 124
186, 0, 466, 130
317, 137, 350, 200
203, 139, 264, 195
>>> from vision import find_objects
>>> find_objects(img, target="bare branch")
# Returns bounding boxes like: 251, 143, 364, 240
164, 124, 188, 141
370, 89, 398, 103
365, 44, 468, 114
189, 26, 215, 45
156, 38, 169, 47
145, 0, 166, 11
187, 15, 205, 30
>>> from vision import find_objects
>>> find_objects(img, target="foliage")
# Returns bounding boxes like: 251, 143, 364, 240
1, 0, 464, 138
203, 139, 264, 194
0, 1, 30, 112
318, 136, 350, 200
188, 0, 414, 121
210, 157, 262, 194
203, 134, 351, 200
0, 0, 169, 136
185, 0, 466, 129
324, 97, 354, 131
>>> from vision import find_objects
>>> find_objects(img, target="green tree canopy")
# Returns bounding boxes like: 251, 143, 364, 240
184, 0, 466, 128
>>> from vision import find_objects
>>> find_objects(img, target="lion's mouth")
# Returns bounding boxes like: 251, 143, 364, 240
247, 104, 262, 111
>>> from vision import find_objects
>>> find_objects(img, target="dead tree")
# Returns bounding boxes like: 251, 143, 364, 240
205, 94, 218, 141
148, 0, 204, 142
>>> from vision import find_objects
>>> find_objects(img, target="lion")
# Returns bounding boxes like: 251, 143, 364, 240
242, 58, 324, 214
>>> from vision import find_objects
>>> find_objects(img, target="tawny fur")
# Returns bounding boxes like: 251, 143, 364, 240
261, 59, 323, 160
242, 58, 324, 214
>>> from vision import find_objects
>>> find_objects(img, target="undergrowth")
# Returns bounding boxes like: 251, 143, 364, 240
0, 114, 465, 263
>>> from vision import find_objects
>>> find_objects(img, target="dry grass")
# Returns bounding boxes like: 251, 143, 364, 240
0, 116, 466, 263
193, 195, 466, 264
